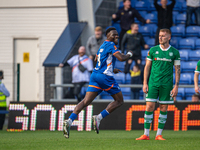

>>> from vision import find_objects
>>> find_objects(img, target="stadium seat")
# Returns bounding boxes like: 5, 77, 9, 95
195, 39, 200, 49
141, 50, 149, 60
182, 2, 187, 12
181, 61, 197, 72
170, 37, 181, 48
185, 26, 200, 37
144, 13, 157, 24
185, 88, 195, 98
179, 50, 189, 61
146, 38, 155, 48
173, 11, 179, 25
125, 73, 131, 84
113, 72, 125, 84
170, 26, 185, 37
145, 24, 157, 37
185, 96, 192, 101
180, 73, 192, 84
139, 90, 144, 100
177, 88, 185, 99
176, 13, 186, 24
144, 37, 150, 43
115, 60, 125, 72
188, 50, 200, 61
118, 1, 123, 9
174, 2, 182, 12
121, 87, 131, 96
179, 38, 195, 49
135, 1, 149, 11
111, 22, 121, 35
149, 3, 156, 11
138, 11, 147, 18
138, 25, 152, 37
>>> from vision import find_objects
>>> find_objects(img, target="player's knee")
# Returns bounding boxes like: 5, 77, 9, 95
117, 99, 124, 106
146, 104, 155, 111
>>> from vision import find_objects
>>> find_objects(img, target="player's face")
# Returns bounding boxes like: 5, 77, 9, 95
110, 30, 119, 45
159, 31, 171, 45
161, 0, 167, 7
123, 0, 131, 9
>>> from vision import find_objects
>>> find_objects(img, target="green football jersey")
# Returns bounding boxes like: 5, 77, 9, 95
195, 60, 200, 73
147, 45, 180, 85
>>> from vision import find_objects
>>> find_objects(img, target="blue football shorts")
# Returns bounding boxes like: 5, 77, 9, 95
87, 72, 121, 95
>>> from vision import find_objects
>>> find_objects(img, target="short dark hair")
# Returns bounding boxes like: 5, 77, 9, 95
123, 0, 130, 2
0, 71, 3, 80
160, 28, 171, 36
134, 64, 140, 70
105, 27, 116, 36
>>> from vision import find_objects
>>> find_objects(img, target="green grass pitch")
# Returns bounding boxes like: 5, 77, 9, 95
1, 130, 200, 150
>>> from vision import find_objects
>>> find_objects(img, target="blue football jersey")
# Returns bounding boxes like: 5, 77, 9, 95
93, 40, 120, 76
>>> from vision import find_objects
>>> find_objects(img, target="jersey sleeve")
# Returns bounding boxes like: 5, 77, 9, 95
110, 44, 120, 56
174, 51, 181, 65
195, 60, 200, 73
147, 48, 153, 61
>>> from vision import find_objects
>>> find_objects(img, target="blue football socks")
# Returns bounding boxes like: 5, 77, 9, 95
69, 113, 77, 122
100, 109, 110, 118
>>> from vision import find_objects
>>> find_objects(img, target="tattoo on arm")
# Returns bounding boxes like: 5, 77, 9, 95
175, 65, 180, 86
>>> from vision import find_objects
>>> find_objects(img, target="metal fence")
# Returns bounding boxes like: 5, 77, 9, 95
50, 84, 195, 102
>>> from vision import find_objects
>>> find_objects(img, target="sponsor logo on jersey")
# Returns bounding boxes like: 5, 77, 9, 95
155, 51, 159, 54
169, 52, 173, 56
155, 57, 172, 62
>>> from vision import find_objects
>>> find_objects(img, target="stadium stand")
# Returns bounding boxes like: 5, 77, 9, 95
144, 13, 157, 24
180, 73, 192, 84
135, 1, 149, 11
179, 50, 189, 61
179, 38, 195, 49
138, 25, 152, 37
195, 39, 200, 49
175, 13, 186, 24
113, 72, 125, 84
171, 26, 185, 37
146, 38, 155, 48
188, 50, 200, 61
181, 61, 197, 72
185, 26, 200, 37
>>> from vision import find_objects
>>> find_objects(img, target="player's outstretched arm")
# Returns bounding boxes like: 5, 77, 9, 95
194, 72, 200, 93
143, 60, 152, 93
114, 51, 133, 62
171, 65, 180, 97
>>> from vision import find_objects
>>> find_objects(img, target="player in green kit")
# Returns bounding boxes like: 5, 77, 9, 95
136, 29, 181, 140
194, 60, 200, 93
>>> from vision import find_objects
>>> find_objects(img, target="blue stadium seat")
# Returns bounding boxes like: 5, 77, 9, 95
177, 88, 185, 99
138, 11, 147, 18
115, 60, 125, 72
141, 50, 149, 60
179, 38, 195, 49
118, 1, 123, 9
185, 26, 200, 37
185, 88, 195, 98
111, 22, 121, 35
174, 2, 182, 12
170, 37, 181, 48
125, 73, 131, 84
181, 61, 197, 72
170, 26, 185, 37
139, 90, 144, 100
180, 73, 192, 84
188, 50, 200, 61
182, 2, 187, 12
185, 96, 192, 101
135, 1, 149, 11
195, 39, 200, 49
144, 37, 150, 43
173, 11, 179, 25
145, 13, 157, 24
138, 25, 152, 37
179, 50, 189, 61
145, 24, 157, 37
121, 87, 131, 96
146, 38, 155, 48
113, 72, 125, 84
176, 13, 186, 24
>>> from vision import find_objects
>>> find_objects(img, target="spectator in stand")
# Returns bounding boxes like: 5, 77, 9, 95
154, 0, 175, 45
112, 0, 150, 48
130, 64, 142, 99
192, 93, 200, 102
121, 23, 149, 73
86, 26, 106, 67
59, 46, 93, 102
186, 0, 200, 27
0, 71, 10, 130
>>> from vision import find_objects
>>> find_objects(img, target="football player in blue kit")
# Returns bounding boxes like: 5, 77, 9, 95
63, 27, 133, 138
